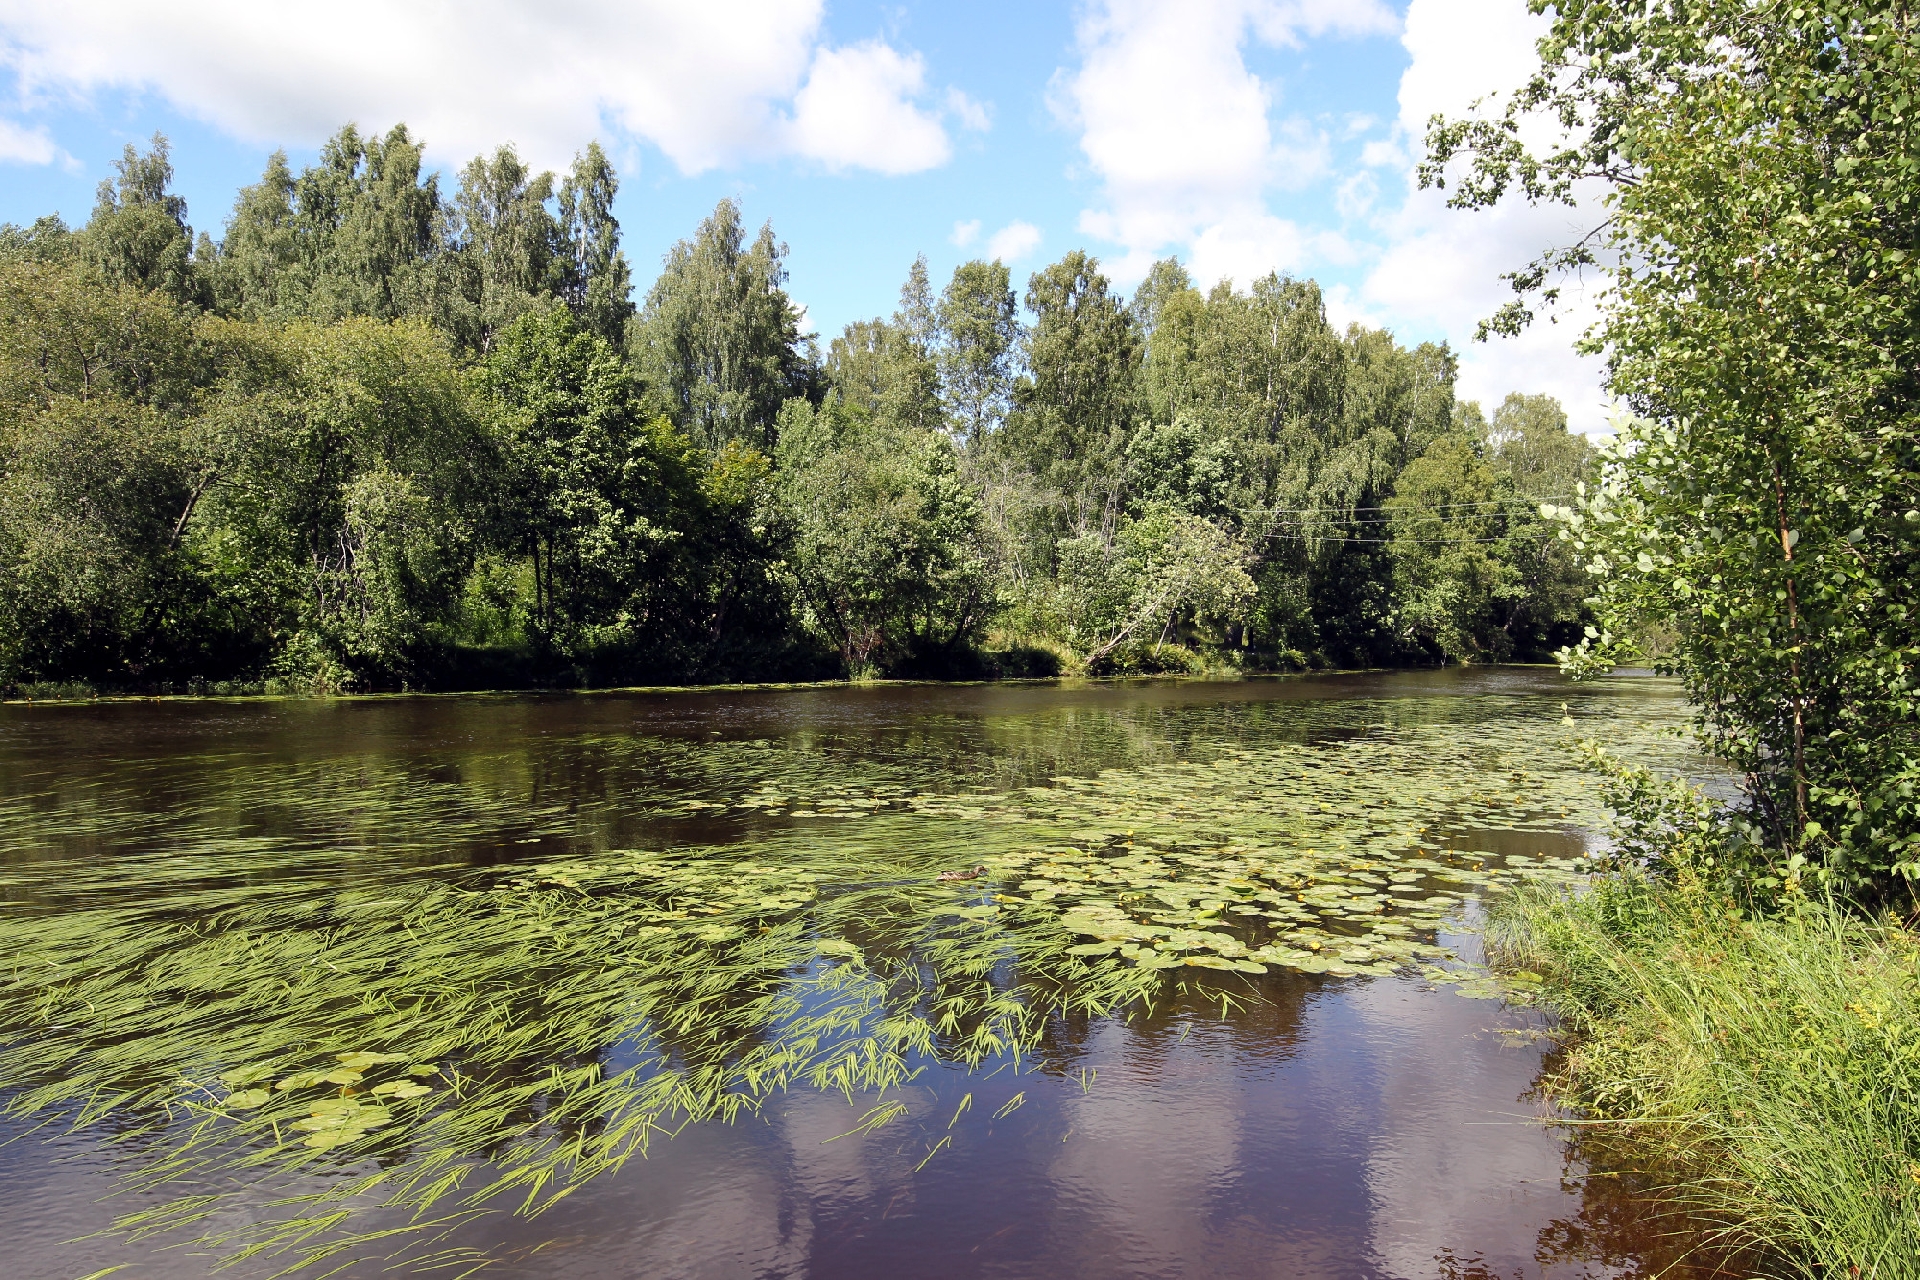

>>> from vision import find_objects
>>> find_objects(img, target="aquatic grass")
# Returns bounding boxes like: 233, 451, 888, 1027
0, 843, 1165, 1274
0, 680, 1696, 1274
1492, 878, 1920, 1277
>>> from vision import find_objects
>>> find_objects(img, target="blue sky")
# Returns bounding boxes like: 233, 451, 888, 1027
0, 0, 1610, 430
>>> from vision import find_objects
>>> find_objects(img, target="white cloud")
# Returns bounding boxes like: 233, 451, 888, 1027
945, 87, 992, 133
1336, 170, 1378, 220
950, 218, 982, 247
985, 220, 1042, 263
0, 0, 960, 175
1187, 212, 1306, 289
1050, 0, 1610, 431
1361, 0, 1612, 434
1056, 0, 1397, 284
786, 40, 948, 173
0, 114, 57, 164
1396, 0, 1547, 134
1361, 184, 1612, 432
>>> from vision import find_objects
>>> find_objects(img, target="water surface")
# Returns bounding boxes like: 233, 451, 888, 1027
0, 669, 1724, 1279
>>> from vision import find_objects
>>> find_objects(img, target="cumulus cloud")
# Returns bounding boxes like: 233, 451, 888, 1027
0, 0, 963, 174
1360, 185, 1611, 431
1361, 0, 1613, 433
0, 114, 57, 164
985, 220, 1042, 263
1057, 0, 1396, 284
950, 218, 982, 247
786, 40, 948, 173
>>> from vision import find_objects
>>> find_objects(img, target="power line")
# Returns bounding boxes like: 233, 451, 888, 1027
1254, 529, 1560, 546
1240, 496, 1572, 515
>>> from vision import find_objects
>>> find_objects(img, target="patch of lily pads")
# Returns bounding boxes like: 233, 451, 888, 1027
0, 682, 1697, 1273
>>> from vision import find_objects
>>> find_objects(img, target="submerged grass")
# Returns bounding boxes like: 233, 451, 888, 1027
0, 680, 1693, 1275
1491, 877, 1920, 1276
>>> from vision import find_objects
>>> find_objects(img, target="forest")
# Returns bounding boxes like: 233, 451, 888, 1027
0, 128, 1593, 693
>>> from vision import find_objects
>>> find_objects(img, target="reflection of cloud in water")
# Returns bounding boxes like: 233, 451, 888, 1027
1042, 1018, 1244, 1273
5, 976, 1668, 1280
1348, 980, 1584, 1279
455, 1119, 812, 1279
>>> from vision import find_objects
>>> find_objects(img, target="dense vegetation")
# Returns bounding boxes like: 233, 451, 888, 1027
1429, 0, 1920, 1271
0, 129, 1594, 694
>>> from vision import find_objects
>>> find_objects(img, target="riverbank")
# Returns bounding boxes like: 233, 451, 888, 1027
1490, 875, 1920, 1277
0, 652, 1493, 706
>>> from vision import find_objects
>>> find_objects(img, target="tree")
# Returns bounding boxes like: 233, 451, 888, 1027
1428, 0, 1920, 893
81, 134, 206, 307
937, 258, 1020, 446
0, 259, 259, 683
453, 145, 564, 349
1484, 392, 1589, 502
203, 317, 492, 684
556, 143, 636, 349
775, 395, 995, 673
826, 260, 943, 436
1055, 503, 1255, 672
631, 199, 812, 452
1001, 251, 1141, 535
1385, 431, 1542, 663
480, 306, 704, 665
214, 125, 456, 333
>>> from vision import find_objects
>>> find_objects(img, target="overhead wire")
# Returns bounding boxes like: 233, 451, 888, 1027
1236, 495, 1575, 545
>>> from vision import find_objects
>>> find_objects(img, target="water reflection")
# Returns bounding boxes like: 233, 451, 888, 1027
0, 670, 1733, 1278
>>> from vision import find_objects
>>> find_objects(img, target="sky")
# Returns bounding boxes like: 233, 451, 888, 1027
0, 0, 1613, 432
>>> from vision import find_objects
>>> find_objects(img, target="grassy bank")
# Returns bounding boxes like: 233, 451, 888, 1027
1492, 875, 1920, 1276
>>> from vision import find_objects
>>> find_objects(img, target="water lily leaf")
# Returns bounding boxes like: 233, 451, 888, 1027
223, 1089, 271, 1110
370, 1081, 433, 1100
335, 1052, 406, 1070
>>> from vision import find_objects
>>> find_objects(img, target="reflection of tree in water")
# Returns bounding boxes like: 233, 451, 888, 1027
1515, 1054, 1763, 1280
0, 674, 1713, 1276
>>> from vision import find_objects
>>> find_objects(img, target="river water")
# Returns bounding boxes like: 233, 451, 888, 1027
0, 669, 1723, 1279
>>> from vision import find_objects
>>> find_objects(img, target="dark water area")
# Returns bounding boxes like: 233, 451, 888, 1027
0, 669, 1730, 1279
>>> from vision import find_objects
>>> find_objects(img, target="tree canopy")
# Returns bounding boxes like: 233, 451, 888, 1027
1426, 0, 1920, 898
1, 128, 1595, 697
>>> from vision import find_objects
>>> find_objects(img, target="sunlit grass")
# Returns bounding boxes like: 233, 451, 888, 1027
1492, 878, 1920, 1277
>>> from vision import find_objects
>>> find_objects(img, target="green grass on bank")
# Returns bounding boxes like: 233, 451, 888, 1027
1491, 877, 1920, 1276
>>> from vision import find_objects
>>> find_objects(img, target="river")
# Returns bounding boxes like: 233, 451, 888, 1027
0, 668, 1722, 1279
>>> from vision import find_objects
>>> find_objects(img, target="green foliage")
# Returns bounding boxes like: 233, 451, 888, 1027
479, 305, 707, 668
555, 142, 636, 348
0, 258, 257, 683
1001, 250, 1140, 529
79, 134, 208, 308
0, 124, 1596, 692
213, 124, 455, 331
631, 198, 813, 451
937, 258, 1020, 444
1493, 873, 1920, 1276
1427, 0, 1920, 893
1053, 503, 1255, 672
1385, 424, 1588, 663
218, 317, 491, 680
775, 394, 994, 673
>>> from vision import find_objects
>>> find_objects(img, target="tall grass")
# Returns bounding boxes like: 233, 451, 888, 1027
1491, 876, 1920, 1276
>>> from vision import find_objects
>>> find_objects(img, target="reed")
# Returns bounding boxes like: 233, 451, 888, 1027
1492, 877, 1920, 1277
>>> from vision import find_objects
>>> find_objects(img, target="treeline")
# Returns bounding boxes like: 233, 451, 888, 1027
0, 127, 1594, 693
